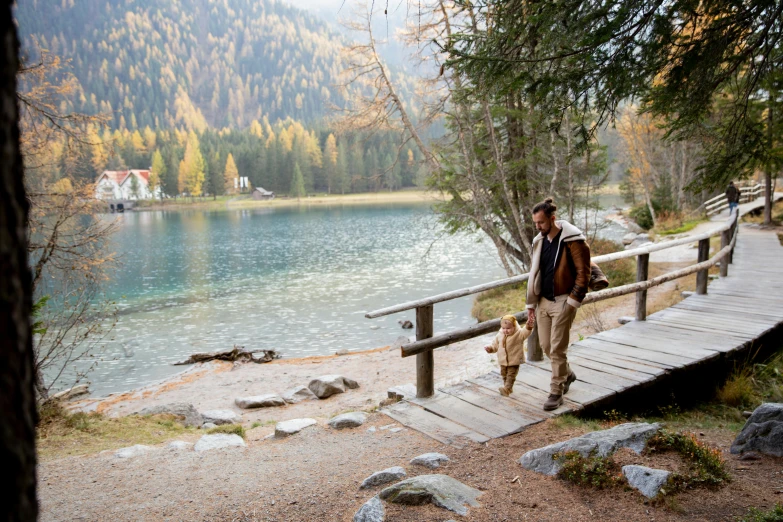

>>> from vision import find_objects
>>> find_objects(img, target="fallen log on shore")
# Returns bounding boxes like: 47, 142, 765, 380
173, 345, 280, 365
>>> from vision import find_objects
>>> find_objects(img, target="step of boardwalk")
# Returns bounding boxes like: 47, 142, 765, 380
381, 224, 783, 445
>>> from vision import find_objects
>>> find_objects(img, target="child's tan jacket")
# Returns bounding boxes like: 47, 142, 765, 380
486, 324, 532, 366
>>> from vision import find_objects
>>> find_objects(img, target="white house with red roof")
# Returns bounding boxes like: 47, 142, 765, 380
95, 169, 160, 200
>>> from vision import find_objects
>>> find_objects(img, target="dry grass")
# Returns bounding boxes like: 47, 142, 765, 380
741, 200, 783, 224
37, 401, 196, 460
654, 212, 708, 236
471, 283, 526, 322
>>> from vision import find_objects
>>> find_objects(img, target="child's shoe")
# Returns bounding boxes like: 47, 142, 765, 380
498, 386, 509, 397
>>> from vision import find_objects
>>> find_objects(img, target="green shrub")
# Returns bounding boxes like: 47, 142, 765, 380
554, 451, 623, 489
646, 430, 730, 489
738, 504, 783, 522
206, 424, 246, 438
629, 205, 654, 230
589, 239, 636, 287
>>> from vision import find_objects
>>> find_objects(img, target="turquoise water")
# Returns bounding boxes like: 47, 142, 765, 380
80, 204, 511, 396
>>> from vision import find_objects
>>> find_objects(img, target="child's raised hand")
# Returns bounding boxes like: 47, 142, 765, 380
484, 346, 492, 353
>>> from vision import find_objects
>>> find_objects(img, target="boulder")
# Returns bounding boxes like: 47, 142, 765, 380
622, 465, 671, 499
201, 422, 217, 429
379, 474, 482, 516
360, 467, 407, 489
387, 384, 416, 401
398, 320, 413, 329
139, 402, 204, 427
115, 445, 153, 459
410, 452, 450, 469
353, 496, 385, 522
622, 233, 638, 245
731, 403, 783, 457
519, 422, 661, 476
51, 384, 90, 401
201, 409, 242, 425
167, 441, 193, 451
617, 316, 635, 325
329, 412, 368, 429
281, 385, 317, 404
275, 418, 317, 438
308, 375, 360, 399
194, 434, 246, 452
390, 336, 411, 350
234, 394, 286, 409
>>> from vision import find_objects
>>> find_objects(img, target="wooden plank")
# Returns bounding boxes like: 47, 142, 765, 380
670, 303, 781, 324
674, 300, 783, 319
515, 364, 615, 406
617, 321, 746, 351
593, 328, 722, 359
440, 382, 546, 426
650, 307, 776, 328
646, 312, 770, 337
526, 358, 641, 391
409, 392, 525, 438
468, 373, 580, 415
622, 314, 756, 340
576, 337, 693, 368
568, 345, 668, 376
381, 401, 489, 447
566, 354, 656, 383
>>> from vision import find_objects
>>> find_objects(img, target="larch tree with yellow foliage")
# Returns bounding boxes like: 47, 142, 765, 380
178, 131, 206, 197
223, 152, 239, 195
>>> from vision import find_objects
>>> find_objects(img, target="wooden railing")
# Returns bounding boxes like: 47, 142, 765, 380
366, 211, 740, 399
705, 182, 764, 216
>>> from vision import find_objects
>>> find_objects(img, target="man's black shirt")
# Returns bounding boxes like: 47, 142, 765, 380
540, 228, 562, 302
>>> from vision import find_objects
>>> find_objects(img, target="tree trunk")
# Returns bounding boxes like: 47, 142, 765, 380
0, 1, 39, 518
765, 90, 774, 225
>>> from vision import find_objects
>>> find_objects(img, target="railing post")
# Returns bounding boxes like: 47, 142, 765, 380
720, 226, 731, 277
729, 215, 737, 264
415, 305, 434, 398
636, 253, 649, 321
527, 323, 543, 362
696, 238, 710, 294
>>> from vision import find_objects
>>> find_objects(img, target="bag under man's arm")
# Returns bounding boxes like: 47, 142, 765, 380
567, 240, 591, 309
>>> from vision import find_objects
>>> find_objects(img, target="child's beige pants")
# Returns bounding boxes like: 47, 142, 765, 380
500, 365, 520, 392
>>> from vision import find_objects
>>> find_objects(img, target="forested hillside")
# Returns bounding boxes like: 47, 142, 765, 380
14, 0, 412, 129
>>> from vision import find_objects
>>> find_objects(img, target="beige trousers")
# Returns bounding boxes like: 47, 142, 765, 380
536, 295, 577, 395
500, 365, 520, 392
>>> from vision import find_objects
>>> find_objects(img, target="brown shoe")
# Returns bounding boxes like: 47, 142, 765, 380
563, 372, 577, 395
543, 394, 563, 411
498, 386, 510, 397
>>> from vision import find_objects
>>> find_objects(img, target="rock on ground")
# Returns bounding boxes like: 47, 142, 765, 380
379, 474, 482, 516
167, 441, 193, 451
328, 412, 367, 429
360, 467, 407, 489
410, 452, 450, 469
234, 394, 286, 409
201, 422, 217, 429
622, 465, 671, 499
622, 233, 638, 245
520, 422, 661, 476
275, 418, 317, 438
51, 384, 90, 401
281, 385, 317, 404
201, 409, 242, 425
193, 434, 246, 452
308, 375, 360, 399
139, 402, 204, 427
115, 445, 153, 459
731, 403, 783, 457
353, 496, 385, 522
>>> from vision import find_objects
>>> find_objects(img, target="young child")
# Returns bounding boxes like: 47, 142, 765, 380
484, 315, 533, 396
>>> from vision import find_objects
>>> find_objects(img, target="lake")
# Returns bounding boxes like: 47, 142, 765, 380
69, 198, 628, 397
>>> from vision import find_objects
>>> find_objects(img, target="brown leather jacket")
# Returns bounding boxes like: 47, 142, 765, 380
526, 220, 592, 309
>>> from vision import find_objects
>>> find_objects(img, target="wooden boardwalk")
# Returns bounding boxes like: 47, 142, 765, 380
382, 225, 783, 447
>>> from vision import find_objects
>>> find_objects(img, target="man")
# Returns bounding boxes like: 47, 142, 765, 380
526, 198, 591, 411
726, 182, 740, 214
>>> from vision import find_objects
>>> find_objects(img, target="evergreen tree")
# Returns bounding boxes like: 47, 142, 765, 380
290, 162, 306, 199
324, 133, 338, 194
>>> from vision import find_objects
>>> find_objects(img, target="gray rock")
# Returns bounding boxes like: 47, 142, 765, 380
391, 336, 411, 350
234, 394, 286, 409
275, 418, 317, 438
335, 349, 350, 356
622, 465, 671, 498
519, 422, 661, 476
115, 444, 153, 458
51, 384, 90, 401
139, 402, 204, 427
622, 232, 638, 245
167, 441, 193, 451
281, 385, 317, 404
329, 412, 368, 429
308, 375, 360, 399
410, 452, 450, 469
731, 403, 783, 457
201, 409, 241, 425
193, 434, 246, 452
201, 422, 217, 429
367, 426, 377, 433
379, 474, 482, 516
353, 496, 385, 522
387, 384, 416, 400
360, 467, 407, 489
617, 316, 635, 325
389, 427, 405, 433
399, 320, 413, 329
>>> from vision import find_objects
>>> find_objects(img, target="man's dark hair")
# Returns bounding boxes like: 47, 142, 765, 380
532, 198, 557, 217
729, 181, 735, 186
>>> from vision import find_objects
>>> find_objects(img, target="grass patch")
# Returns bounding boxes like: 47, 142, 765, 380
646, 430, 730, 490
551, 413, 604, 432
471, 283, 526, 322
37, 402, 196, 460
590, 239, 636, 288
554, 451, 624, 489
206, 424, 246, 438
656, 215, 708, 235
738, 504, 783, 521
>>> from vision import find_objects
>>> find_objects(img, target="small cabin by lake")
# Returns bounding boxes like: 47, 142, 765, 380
252, 187, 275, 200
